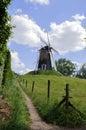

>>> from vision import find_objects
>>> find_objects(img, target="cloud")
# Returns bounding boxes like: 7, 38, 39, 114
19, 68, 33, 75
49, 20, 86, 54
10, 50, 33, 74
10, 50, 25, 70
11, 14, 46, 47
11, 14, 86, 55
10, 50, 34, 74
25, 0, 50, 5
72, 14, 86, 21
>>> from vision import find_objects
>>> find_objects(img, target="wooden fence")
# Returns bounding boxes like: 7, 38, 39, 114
21, 78, 83, 114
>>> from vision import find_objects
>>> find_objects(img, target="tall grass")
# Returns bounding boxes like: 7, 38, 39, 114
0, 73, 30, 130
21, 74, 86, 127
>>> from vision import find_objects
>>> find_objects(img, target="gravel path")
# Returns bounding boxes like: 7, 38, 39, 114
19, 86, 86, 130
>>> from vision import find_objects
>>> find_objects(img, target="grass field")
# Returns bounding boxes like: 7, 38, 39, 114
21, 71, 86, 127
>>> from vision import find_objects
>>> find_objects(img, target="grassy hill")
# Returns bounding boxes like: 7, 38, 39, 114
27, 70, 63, 76
21, 71, 86, 127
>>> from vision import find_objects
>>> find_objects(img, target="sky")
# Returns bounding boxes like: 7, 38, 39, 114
8, 0, 86, 74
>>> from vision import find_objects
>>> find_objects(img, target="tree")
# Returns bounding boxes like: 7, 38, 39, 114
76, 63, 86, 79
0, 0, 12, 65
0, 0, 12, 45
56, 58, 75, 76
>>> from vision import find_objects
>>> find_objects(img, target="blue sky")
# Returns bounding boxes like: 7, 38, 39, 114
8, 0, 86, 74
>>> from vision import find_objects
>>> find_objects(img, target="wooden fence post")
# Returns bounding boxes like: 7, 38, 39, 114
32, 81, 35, 93
26, 80, 27, 87
47, 80, 50, 100
65, 83, 69, 109
23, 79, 24, 84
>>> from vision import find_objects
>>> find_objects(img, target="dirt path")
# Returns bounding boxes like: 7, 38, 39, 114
19, 86, 86, 130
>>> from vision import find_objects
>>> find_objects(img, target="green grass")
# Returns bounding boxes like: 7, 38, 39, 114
0, 73, 30, 130
21, 73, 86, 127
28, 70, 62, 76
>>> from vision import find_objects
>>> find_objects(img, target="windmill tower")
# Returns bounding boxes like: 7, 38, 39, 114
36, 34, 59, 71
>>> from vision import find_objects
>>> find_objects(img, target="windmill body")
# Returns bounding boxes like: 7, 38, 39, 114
36, 33, 59, 72
38, 45, 52, 70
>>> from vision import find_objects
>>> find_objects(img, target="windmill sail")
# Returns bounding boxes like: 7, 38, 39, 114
50, 51, 57, 71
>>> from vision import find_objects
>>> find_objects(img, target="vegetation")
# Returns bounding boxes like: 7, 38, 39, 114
56, 58, 75, 76
0, 74, 30, 130
0, 1, 31, 129
76, 63, 86, 79
0, 0, 12, 66
0, 0, 12, 45
0, 0, 86, 129
21, 73, 86, 127
0, 0, 13, 85
28, 70, 62, 76
0, 46, 30, 130
1, 51, 11, 86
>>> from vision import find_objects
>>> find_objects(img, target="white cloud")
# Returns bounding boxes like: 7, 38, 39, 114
10, 50, 33, 74
25, 0, 50, 5
11, 14, 86, 55
50, 20, 86, 54
11, 50, 25, 70
19, 68, 33, 75
11, 14, 46, 47
72, 14, 86, 21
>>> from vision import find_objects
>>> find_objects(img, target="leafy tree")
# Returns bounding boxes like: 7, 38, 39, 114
76, 63, 86, 79
56, 58, 75, 76
0, 0, 12, 65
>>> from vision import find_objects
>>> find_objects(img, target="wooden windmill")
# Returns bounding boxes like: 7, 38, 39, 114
36, 33, 59, 71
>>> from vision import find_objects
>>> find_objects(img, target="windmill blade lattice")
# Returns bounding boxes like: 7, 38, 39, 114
40, 37, 48, 46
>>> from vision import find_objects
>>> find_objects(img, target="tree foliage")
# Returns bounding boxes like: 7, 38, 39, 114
76, 63, 86, 79
2, 50, 12, 86
56, 58, 75, 76
0, 0, 12, 44
0, 0, 12, 65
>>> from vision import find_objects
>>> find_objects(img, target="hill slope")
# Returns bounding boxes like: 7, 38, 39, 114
21, 73, 86, 127
28, 70, 63, 76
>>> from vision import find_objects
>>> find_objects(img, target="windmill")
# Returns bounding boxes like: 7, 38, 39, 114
36, 33, 59, 71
